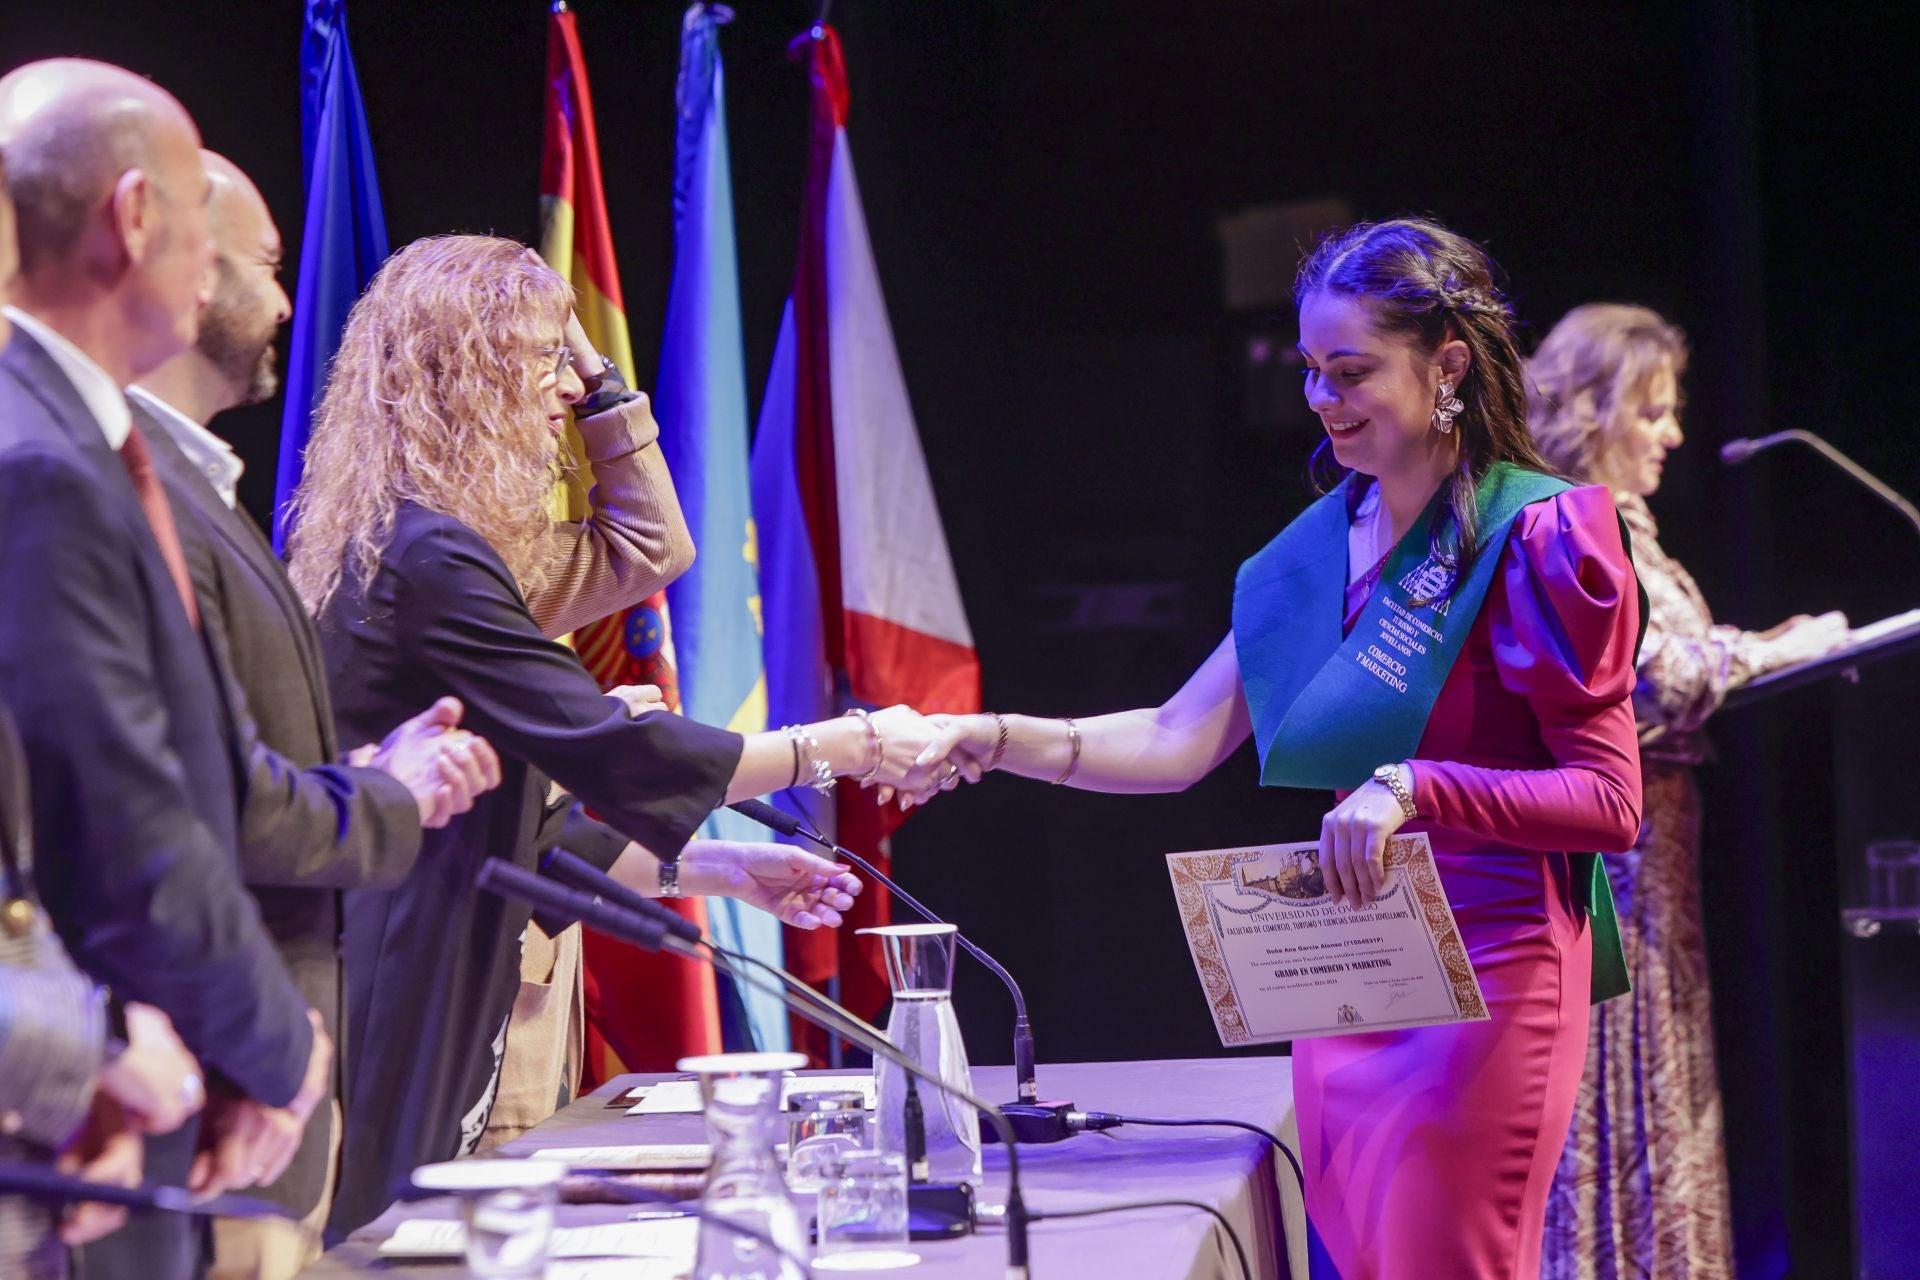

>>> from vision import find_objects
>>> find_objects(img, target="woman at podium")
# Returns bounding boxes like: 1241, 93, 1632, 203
1527, 303, 1847, 1280
915, 220, 1646, 1279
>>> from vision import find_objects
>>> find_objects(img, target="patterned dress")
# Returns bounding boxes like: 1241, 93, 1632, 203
1542, 493, 1759, 1279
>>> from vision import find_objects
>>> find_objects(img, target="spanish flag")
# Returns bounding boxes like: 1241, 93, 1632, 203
539, 0, 721, 1076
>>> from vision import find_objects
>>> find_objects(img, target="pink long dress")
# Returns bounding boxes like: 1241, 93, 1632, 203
1295, 487, 1643, 1279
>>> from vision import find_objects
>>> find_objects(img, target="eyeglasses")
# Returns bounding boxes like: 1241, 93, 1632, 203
538, 345, 571, 377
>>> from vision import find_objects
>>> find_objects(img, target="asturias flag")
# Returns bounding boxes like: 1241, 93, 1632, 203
656, 5, 788, 1053
750, 24, 982, 1040
539, 0, 721, 1075
274, 0, 389, 552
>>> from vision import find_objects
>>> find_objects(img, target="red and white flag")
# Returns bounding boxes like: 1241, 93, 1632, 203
750, 24, 980, 1040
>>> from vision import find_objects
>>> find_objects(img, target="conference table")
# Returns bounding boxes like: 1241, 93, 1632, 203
298, 1057, 1305, 1279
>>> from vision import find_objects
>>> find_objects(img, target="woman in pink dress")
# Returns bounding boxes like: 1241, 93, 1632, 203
912, 219, 1643, 1278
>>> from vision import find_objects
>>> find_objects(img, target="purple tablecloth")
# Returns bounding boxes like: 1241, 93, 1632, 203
296, 1057, 1304, 1279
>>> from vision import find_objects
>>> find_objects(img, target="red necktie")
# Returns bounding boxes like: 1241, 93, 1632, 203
118, 423, 202, 630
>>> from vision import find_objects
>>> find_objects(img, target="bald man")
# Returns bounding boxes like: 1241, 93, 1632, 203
0, 61, 327, 1278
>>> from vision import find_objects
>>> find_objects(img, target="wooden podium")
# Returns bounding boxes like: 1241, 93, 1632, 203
1725, 608, 1920, 1276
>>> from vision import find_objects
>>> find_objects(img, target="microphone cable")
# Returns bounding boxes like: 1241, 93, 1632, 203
1076, 1113, 1304, 1197
686, 938, 1034, 1277
981, 1197, 1250, 1280
555, 1179, 816, 1279
701, 938, 887, 1047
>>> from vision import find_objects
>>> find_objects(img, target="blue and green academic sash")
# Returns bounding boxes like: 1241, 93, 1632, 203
1232, 461, 1630, 1002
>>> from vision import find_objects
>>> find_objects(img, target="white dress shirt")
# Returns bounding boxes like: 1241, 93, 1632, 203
126, 386, 246, 511
2, 307, 132, 450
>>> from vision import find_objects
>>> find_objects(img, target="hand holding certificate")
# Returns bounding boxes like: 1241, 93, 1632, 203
1166, 832, 1487, 1045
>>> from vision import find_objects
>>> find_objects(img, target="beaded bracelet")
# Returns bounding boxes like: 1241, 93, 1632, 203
1053, 717, 1082, 785
845, 708, 885, 785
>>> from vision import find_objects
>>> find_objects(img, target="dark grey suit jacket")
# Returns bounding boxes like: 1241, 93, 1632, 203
134, 398, 424, 1216
0, 329, 313, 1278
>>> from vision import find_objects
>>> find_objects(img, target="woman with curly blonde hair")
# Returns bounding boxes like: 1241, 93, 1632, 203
288, 235, 951, 1235
1530, 303, 1847, 1280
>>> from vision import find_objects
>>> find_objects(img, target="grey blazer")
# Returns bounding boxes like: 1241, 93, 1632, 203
134, 399, 424, 1217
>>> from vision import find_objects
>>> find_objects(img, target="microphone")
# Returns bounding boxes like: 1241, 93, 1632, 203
475, 855, 1032, 1277
729, 798, 1073, 1144
0, 1164, 296, 1220
539, 846, 701, 942
476, 859, 672, 953
1721, 430, 1920, 543
534, 846, 942, 1180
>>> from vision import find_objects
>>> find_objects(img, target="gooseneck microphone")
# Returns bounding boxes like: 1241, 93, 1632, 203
480, 858, 673, 951
729, 799, 1043, 1103
730, 797, 1080, 1146
474, 857, 1032, 1278
1721, 430, 1920, 544
539, 847, 701, 942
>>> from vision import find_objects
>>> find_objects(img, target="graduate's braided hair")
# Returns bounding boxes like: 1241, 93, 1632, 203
1295, 217, 1560, 599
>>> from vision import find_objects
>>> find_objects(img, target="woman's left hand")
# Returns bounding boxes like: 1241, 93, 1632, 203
682, 840, 863, 929
1318, 769, 1412, 909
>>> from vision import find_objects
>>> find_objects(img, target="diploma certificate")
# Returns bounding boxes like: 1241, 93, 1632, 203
1166, 833, 1488, 1045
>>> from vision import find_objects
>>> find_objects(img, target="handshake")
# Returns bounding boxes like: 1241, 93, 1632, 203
839, 708, 1007, 811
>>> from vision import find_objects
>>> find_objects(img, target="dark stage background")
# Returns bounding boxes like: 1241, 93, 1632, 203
5, 3, 1914, 1275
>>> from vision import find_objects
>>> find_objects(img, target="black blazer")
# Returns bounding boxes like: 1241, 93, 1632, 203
135, 398, 424, 1215
0, 330, 314, 1277
317, 501, 741, 1237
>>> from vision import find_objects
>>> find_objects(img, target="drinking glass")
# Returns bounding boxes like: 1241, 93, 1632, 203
814, 1149, 917, 1271
785, 1089, 869, 1194
411, 1159, 564, 1280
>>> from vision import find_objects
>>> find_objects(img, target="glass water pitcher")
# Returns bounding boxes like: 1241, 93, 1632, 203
859, 923, 983, 1185
679, 1051, 809, 1280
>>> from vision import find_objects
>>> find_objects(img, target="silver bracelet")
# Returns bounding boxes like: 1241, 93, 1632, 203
785, 724, 835, 794
846, 708, 884, 785
1052, 717, 1082, 786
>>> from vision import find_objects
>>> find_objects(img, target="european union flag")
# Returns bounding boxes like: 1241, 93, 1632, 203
273, 0, 389, 551
657, 5, 787, 1051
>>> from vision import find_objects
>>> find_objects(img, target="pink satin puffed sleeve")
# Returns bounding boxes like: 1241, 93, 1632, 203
1409, 485, 1644, 853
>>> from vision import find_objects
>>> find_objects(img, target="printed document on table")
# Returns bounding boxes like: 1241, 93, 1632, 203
626, 1073, 875, 1115
377, 1217, 697, 1259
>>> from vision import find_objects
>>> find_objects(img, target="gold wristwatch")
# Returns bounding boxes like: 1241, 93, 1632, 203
1371, 763, 1418, 821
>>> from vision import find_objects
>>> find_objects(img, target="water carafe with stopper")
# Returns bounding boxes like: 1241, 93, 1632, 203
678, 1052, 808, 1280
858, 923, 982, 1184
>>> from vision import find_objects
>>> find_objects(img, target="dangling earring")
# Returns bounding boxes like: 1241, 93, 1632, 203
1432, 381, 1464, 434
